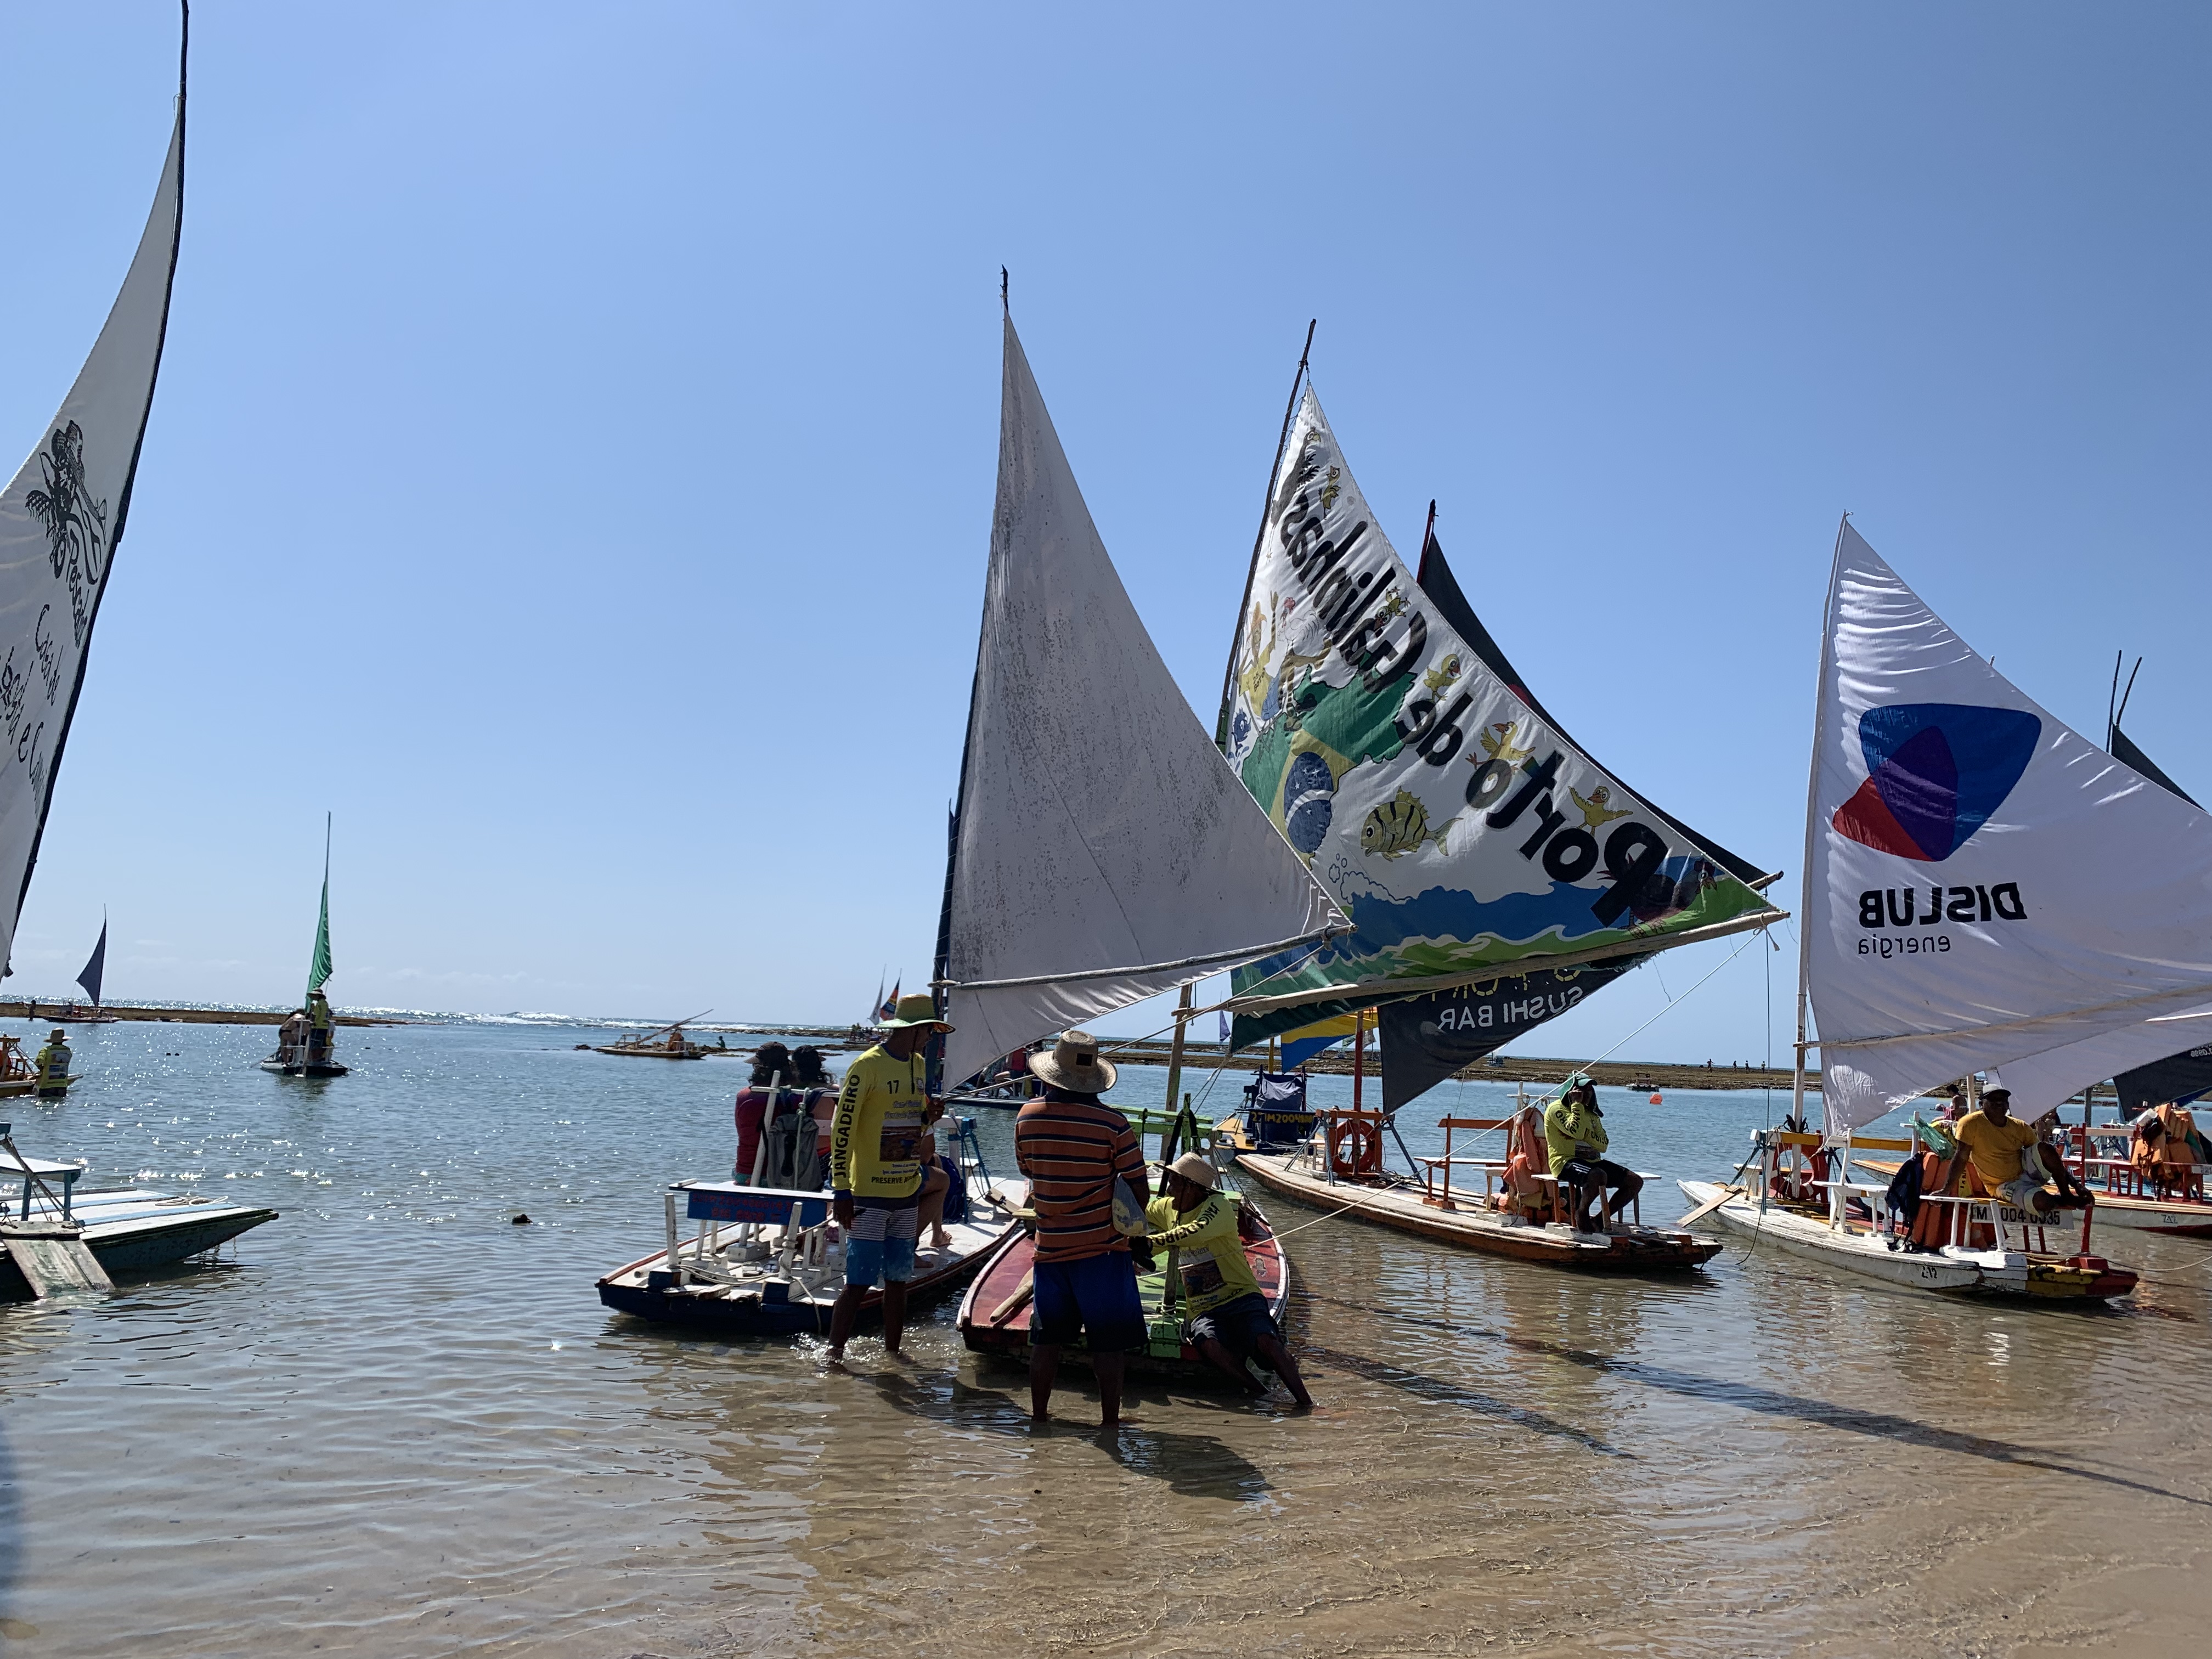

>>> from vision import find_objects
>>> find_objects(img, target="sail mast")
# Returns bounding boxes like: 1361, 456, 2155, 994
1214, 321, 1316, 749
1799, 517, 1848, 1136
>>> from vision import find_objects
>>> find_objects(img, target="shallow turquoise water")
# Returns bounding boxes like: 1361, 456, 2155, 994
1, 1019, 2207, 1658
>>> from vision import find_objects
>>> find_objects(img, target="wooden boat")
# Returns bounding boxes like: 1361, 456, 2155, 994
598, 1169, 1026, 1336
593, 1015, 710, 1060
958, 1172, 1290, 1389
1235, 1108, 1719, 1273
0, 1034, 74, 1098
264, 819, 348, 1077
259, 1054, 348, 1079
1679, 1126, 2137, 1302
2, 1135, 277, 1301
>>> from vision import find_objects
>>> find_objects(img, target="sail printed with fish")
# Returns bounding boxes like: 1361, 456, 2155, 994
1805, 523, 2212, 1130
1218, 390, 1778, 1022
0, 89, 184, 974
936, 317, 1343, 1090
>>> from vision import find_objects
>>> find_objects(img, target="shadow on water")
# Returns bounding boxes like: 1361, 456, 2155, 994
1306, 1292, 2212, 1508
1302, 1342, 1627, 1457
843, 1370, 1275, 1498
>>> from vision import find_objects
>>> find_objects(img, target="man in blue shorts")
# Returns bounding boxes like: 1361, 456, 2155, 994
826, 994, 947, 1367
1013, 1031, 1148, 1426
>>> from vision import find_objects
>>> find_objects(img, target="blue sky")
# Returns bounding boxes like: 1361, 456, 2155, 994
0, 4, 2204, 1064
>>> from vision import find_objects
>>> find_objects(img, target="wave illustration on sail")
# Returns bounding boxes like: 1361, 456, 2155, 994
933, 311, 1344, 1091
0, 33, 185, 974
1216, 387, 1780, 1039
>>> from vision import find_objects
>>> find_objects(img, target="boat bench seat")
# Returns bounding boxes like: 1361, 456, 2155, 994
7, 1153, 85, 1221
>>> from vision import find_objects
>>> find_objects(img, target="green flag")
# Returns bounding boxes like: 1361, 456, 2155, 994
307, 814, 332, 996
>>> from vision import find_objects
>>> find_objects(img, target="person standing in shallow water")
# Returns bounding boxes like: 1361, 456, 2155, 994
1014, 1031, 1148, 1427
825, 994, 947, 1367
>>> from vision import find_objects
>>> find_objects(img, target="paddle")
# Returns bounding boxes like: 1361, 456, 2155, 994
1677, 1186, 1744, 1229
988, 1269, 1034, 1325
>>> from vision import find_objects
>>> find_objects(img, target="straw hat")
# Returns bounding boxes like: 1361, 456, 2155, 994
881, 992, 953, 1032
1029, 1029, 1116, 1093
1164, 1152, 1217, 1191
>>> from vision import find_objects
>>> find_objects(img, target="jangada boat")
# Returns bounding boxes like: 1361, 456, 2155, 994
264, 817, 349, 1077
1198, 370, 1784, 1274
1674, 521, 2212, 1303
2, 1126, 276, 1302
960, 1171, 1290, 1389
591, 1013, 714, 1061
597, 1142, 1028, 1338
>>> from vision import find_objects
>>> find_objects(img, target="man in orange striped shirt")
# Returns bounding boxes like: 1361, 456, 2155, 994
1013, 1030, 1148, 1427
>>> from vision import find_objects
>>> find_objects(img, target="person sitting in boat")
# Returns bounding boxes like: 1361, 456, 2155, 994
1144, 1152, 1312, 1410
306, 991, 334, 1065
278, 1007, 311, 1068
2131, 1101, 2206, 1197
825, 994, 947, 1368
733, 1041, 794, 1183
1545, 1079, 1640, 1233
32, 1028, 70, 1097
1954, 1088, 2076, 1216
791, 1046, 838, 1188
2029, 1110, 2095, 1210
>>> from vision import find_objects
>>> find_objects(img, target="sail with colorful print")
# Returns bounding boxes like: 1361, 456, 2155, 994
1214, 384, 1782, 1080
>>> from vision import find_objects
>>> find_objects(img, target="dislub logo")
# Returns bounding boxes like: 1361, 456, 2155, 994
1833, 703, 2040, 863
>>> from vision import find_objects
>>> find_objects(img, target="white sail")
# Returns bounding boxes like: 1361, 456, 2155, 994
1807, 522, 2212, 1130
938, 317, 1344, 1088
0, 100, 184, 974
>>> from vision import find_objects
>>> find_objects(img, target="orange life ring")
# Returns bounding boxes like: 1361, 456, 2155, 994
1327, 1115, 1382, 1177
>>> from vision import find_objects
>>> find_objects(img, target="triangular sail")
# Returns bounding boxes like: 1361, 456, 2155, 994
0, 61, 185, 978
306, 814, 333, 997
77, 917, 107, 1008
2110, 723, 2197, 808
936, 317, 1344, 1090
1805, 522, 2212, 1130
1217, 390, 1780, 1041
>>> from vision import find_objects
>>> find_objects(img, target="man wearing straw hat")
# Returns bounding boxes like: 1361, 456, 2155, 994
825, 992, 949, 1367
1147, 1152, 1313, 1410
1014, 1030, 1148, 1426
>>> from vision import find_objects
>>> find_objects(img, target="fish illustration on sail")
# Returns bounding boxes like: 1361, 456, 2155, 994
1360, 788, 1454, 860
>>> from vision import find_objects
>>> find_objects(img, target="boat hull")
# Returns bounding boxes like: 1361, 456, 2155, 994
597, 1178, 1026, 1338
260, 1059, 348, 1076
1676, 1181, 2137, 1301
1239, 1152, 1721, 1273
1, 1190, 278, 1301
957, 1194, 1291, 1389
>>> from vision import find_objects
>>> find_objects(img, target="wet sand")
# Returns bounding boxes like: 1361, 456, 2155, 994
0, 1021, 2204, 1657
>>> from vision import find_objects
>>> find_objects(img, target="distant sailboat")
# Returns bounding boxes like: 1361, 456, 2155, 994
60, 913, 121, 1022
262, 814, 346, 1077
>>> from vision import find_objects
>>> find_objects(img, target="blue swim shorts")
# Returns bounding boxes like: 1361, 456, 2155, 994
1031, 1250, 1146, 1352
845, 1198, 918, 1289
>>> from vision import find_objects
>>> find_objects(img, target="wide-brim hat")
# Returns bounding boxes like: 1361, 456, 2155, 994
882, 992, 953, 1032
1165, 1152, 1217, 1190
1029, 1029, 1116, 1093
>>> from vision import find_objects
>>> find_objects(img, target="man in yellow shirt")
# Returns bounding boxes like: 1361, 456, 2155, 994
1144, 1154, 1312, 1410
1953, 1088, 2068, 1215
826, 993, 947, 1367
1544, 1078, 1640, 1233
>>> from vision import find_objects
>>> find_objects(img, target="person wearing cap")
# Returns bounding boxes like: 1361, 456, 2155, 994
33, 1027, 71, 1097
1544, 1077, 1640, 1233
1014, 1030, 1148, 1426
825, 992, 947, 1365
1144, 1153, 1313, 1410
1954, 1088, 2072, 1216
306, 990, 335, 1066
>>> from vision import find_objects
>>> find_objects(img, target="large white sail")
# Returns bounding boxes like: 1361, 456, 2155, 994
1218, 389, 1780, 1026
1806, 522, 2212, 1130
0, 89, 184, 974
937, 317, 1344, 1089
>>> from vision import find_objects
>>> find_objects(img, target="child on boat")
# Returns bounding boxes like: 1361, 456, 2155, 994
1144, 1153, 1312, 1410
